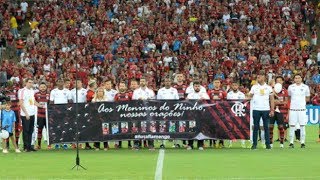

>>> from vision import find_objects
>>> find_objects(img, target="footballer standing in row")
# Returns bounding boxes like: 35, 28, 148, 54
186, 81, 210, 150
132, 77, 156, 150
156, 77, 179, 148
288, 74, 310, 148
114, 81, 132, 148
207, 79, 227, 148
34, 82, 50, 149
226, 82, 246, 148
173, 73, 188, 147
49, 78, 72, 149
269, 76, 288, 148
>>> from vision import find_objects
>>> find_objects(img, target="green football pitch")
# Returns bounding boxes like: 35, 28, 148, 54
0, 126, 319, 180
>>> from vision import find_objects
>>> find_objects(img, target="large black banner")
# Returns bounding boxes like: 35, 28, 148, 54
48, 100, 250, 144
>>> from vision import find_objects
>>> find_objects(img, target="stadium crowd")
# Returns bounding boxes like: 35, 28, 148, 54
0, 0, 320, 152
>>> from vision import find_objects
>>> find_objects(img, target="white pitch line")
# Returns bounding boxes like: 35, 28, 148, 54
224, 176, 320, 180
154, 149, 165, 180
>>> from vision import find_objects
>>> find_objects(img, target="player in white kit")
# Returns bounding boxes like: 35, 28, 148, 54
186, 81, 210, 150
227, 82, 247, 148
156, 77, 179, 148
288, 74, 310, 148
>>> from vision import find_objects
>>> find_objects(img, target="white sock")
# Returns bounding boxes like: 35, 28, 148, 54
289, 127, 295, 144
229, 140, 232, 145
241, 140, 246, 145
173, 140, 177, 145
260, 130, 265, 144
43, 128, 47, 141
300, 126, 306, 144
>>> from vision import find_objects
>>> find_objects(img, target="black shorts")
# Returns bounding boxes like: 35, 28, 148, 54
270, 112, 284, 126
37, 117, 46, 129
9, 133, 13, 137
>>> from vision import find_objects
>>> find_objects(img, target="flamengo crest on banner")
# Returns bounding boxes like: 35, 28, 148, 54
231, 101, 246, 117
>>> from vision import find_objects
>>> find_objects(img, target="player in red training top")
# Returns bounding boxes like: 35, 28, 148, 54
86, 80, 97, 103
173, 73, 188, 100
6, 82, 21, 148
127, 79, 144, 148
34, 82, 50, 149
114, 81, 132, 101
173, 73, 188, 147
311, 85, 320, 142
114, 81, 132, 148
269, 76, 288, 148
207, 79, 227, 148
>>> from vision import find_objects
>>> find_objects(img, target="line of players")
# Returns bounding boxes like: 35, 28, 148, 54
4, 72, 309, 150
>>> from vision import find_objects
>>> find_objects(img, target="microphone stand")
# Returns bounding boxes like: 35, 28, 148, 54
72, 59, 86, 170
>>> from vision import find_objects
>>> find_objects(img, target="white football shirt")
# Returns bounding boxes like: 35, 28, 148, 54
50, 88, 72, 104
157, 87, 179, 100
185, 83, 207, 94
70, 88, 87, 103
187, 92, 210, 100
288, 83, 310, 109
104, 89, 118, 102
227, 91, 246, 100
132, 87, 155, 100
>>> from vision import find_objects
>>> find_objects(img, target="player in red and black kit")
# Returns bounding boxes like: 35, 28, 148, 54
86, 81, 97, 103
6, 83, 21, 148
34, 82, 50, 149
114, 81, 132, 148
173, 73, 188, 100
173, 73, 188, 147
270, 76, 288, 148
311, 85, 320, 142
84, 81, 97, 149
128, 79, 145, 148
207, 79, 227, 148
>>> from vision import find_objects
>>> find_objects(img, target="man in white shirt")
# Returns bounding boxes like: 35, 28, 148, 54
50, 79, 72, 104
157, 77, 179, 100
227, 82, 247, 148
132, 77, 155, 100
185, 75, 207, 95
288, 74, 310, 148
20, 0, 28, 14
49, 79, 72, 149
104, 80, 118, 102
70, 79, 87, 103
248, 71, 274, 150
18, 78, 43, 152
186, 81, 210, 150
157, 77, 179, 148
132, 77, 155, 150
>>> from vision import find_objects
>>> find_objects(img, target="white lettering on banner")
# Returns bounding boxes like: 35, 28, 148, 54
135, 134, 171, 139
231, 102, 246, 117
173, 102, 203, 111
97, 104, 114, 113
306, 106, 319, 124
116, 104, 157, 112
97, 101, 205, 119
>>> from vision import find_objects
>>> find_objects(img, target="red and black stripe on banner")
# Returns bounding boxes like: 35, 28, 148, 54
203, 101, 250, 140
